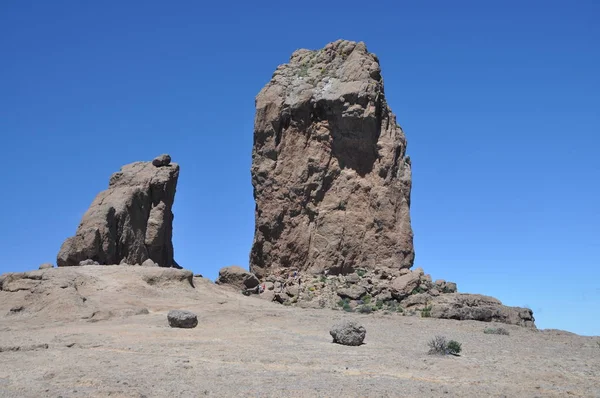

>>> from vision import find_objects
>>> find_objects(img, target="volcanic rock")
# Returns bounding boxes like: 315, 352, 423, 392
250, 39, 414, 279
167, 310, 198, 329
215, 266, 260, 292
330, 320, 366, 346
429, 293, 535, 327
57, 156, 179, 268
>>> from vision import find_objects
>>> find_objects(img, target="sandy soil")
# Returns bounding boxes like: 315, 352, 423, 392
0, 267, 598, 397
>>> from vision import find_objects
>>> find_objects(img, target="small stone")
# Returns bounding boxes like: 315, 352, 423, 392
79, 259, 100, 266
39, 263, 54, 270
330, 320, 366, 346
167, 310, 198, 328
142, 259, 159, 267
152, 154, 171, 167
345, 274, 360, 284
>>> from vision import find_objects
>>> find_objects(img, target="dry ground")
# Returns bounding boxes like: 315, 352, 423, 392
0, 267, 598, 397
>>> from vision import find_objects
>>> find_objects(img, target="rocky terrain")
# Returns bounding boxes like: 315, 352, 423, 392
0, 266, 598, 397
1, 40, 594, 397
57, 154, 179, 268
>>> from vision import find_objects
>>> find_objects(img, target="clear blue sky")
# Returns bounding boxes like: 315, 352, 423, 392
1, 1, 598, 336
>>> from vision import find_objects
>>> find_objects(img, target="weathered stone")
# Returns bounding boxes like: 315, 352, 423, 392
142, 259, 159, 267
444, 282, 457, 293
402, 293, 431, 308
337, 285, 366, 300
330, 320, 366, 346
167, 310, 198, 328
79, 259, 99, 266
38, 263, 53, 270
250, 39, 414, 279
429, 294, 535, 327
215, 266, 260, 291
152, 154, 171, 167
389, 270, 421, 299
345, 273, 360, 284
57, 157, 179, 268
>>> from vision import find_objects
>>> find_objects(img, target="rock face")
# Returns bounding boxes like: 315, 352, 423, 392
57, 156, 179, 268
250, 40, 414, 279
330, 320, 366, 346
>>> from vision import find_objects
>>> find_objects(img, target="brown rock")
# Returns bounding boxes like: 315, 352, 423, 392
389, 270, 421, 299
249, 39, 414, 279
429, 293, 535, 327
38, 263, 53, 270
215, 266, 260, 291
57, 157, 179, 268
337, 285, 366, 300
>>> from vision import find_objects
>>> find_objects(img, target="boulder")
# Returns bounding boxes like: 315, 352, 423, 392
57, 156, 179, 268
38, 263, 53, 270
249, 39, 414, 279
142, 259, 159, 267
389, 270, 421, 299
152, 154, 171, 167
337, 285, 366, 300
167, 310, 198, 328
330, 320, 366, 346
429, 293, 535, 327
215, 266, 260, 291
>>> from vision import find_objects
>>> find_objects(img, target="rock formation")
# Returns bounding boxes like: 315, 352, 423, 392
246, 40, 535, 328
57, 155, 179, 268
250, 39, 414, 279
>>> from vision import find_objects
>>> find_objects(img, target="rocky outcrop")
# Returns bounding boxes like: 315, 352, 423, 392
215, 266, 260, 292
250, 39, 414, 279
57, 155, 179, 268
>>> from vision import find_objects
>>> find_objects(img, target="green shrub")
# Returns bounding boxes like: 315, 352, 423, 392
421, 306, 432, 318
356, 269, 366, 277
375, 299, 384, 310
428, 336, 462, 356
320, 275, 327, 283
484, 327, 510, 335
357, 305, 372, 314
362, 294, 372, 304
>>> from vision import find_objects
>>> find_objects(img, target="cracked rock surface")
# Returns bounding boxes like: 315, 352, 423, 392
250, 39, 414, 279
57, 156, 179, 267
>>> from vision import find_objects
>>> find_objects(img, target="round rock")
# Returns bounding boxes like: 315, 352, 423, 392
39, 263, 54, 270
167, 310, 198, 328
152, 154, 172, 167
330, 320, 366, 346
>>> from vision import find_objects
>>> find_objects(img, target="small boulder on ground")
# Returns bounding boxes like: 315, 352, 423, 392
167, 310, 198, 328
39, 263, 54, 270
215, 266, 260, 292
330, 320, 366, 346
142, 259, 159, 267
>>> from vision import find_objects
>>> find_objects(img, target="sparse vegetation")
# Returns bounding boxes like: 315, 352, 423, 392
337, 298, 353, 312
375, 299, 384, 310
357, 305, 373, 314
298, 64, 309, 77
428, 336, 462, 356
411, 286, 426, 295
320, 275, 327, 283
362, 294, 372, 304
356, 269, 366, 277
421, 305, 432, 318
484, 327, 510, 335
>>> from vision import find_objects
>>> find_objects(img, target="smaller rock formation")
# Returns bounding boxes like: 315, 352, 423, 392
38, 263, 53, 270
215, 266, 260, 293
330, 320, 366, 346
167, 310, 198, 329
57, 155, 179, 268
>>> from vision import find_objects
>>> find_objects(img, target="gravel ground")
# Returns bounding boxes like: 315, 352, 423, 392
0, 267, 598, 397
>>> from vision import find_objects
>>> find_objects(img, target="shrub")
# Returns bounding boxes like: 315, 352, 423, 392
375, 299, 384, 310
484, 327, 510, 335
362, 294, 372, 304
428, 335, 462, 356
421, 305, 432, 318
320, 275, 327, 283
357, 305, 372, 314
356, 269, 366, 277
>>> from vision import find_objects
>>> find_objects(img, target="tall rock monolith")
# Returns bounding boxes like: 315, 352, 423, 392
250, 40, 414, 279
